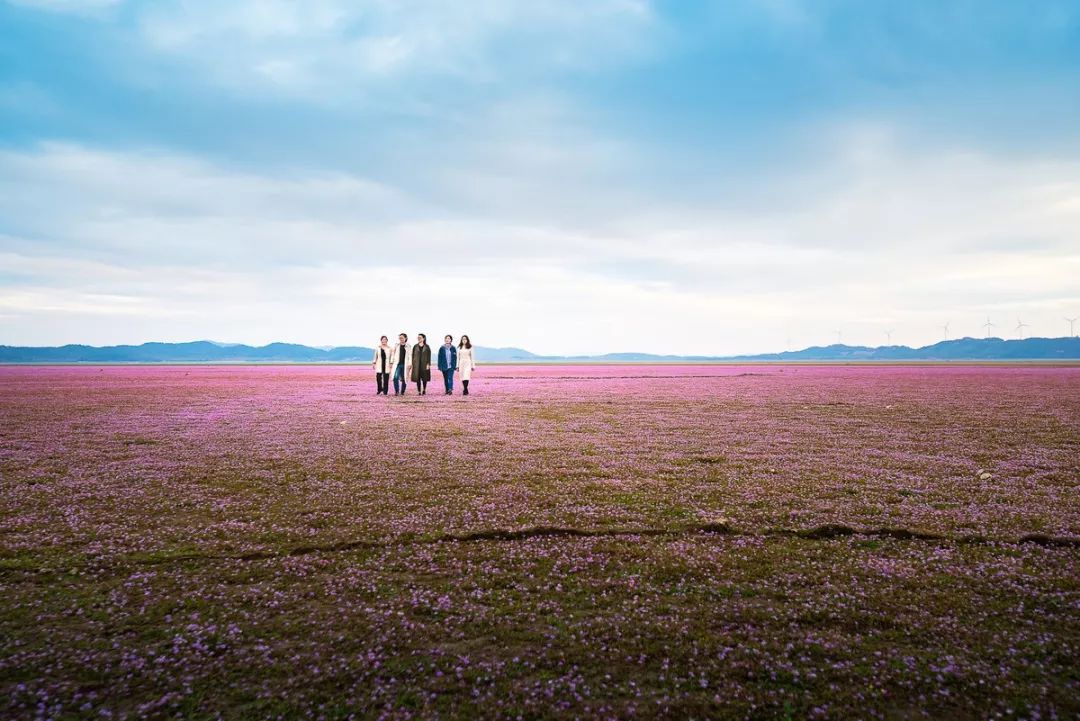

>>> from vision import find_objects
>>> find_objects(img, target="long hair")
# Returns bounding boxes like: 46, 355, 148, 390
458, 335, 472, 349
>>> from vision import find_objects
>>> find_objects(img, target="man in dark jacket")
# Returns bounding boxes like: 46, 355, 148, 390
437, 334, 458, 395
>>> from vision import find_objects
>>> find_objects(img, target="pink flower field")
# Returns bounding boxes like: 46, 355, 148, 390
1, 364, 1078, 720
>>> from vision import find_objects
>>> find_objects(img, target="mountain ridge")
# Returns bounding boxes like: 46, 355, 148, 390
1, 337, 1078, 362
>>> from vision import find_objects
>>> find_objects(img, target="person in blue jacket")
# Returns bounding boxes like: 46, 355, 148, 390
437, 334, 458, 395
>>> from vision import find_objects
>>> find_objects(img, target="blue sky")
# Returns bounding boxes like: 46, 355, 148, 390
1, 0, 1078, 354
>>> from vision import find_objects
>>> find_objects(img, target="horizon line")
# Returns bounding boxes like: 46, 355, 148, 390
2, 335, 1077, 359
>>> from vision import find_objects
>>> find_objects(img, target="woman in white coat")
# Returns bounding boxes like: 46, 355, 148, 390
371, 335, 393, 395
458, 335, 476, 395
391, 333, 412, 396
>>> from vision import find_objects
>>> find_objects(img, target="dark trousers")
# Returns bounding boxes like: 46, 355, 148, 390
375, 372, 389, 394
441, 369, 455, 392
416, 378, 427, 393
393, 364, 407, 394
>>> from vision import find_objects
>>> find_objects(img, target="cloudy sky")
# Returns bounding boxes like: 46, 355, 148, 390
1, 0, 1078, 354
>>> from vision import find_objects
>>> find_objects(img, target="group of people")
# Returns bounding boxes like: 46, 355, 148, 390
371, 333, 476, 396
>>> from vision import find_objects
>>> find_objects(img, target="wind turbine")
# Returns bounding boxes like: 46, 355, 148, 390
940, 321, 950, 342
884, 329, 895, 345
982, 317, 995, 338
835, 329, 843, 345
1066, 317, 1078, 337
1015, 318, 1029, 340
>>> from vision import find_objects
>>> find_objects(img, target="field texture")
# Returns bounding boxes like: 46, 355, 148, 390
1, 364, 1078, 720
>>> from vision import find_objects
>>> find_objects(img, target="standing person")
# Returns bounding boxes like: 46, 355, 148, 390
438, 334, 458, 395
411, 333, 432, 395
392, 333, 412, 396
371, 335, 393, 395
458, 334, 476, 396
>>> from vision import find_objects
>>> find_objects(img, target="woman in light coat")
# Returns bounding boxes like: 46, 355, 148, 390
392, 333, 412, 396
371, 335, 393, 395
458, 334, 476, 395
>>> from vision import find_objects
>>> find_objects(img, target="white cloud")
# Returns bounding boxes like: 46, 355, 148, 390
7, 0, 121, 12
0, 126, 1078, 353
130, 0, 655, 95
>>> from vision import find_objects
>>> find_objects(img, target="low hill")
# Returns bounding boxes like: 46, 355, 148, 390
731, 337, 1080, 361
0, 336, 1077, 362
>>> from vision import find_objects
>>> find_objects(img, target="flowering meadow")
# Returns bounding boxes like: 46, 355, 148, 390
1, 364, 1078, 720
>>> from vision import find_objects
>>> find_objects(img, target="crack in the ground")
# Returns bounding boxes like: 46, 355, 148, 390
27, 523, 1080, 571
3, 524, 1076, 578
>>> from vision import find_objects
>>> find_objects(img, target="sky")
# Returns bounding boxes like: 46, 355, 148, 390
1, 0, 1078, 355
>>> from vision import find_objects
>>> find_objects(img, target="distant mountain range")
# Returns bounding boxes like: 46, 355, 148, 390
1, 337, 1078, 362
729, 336, 1080, 361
